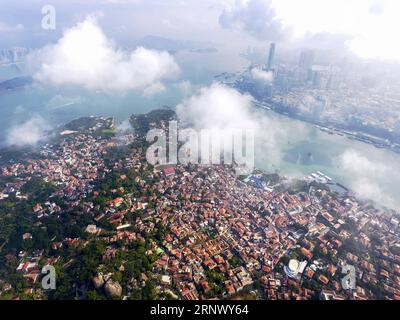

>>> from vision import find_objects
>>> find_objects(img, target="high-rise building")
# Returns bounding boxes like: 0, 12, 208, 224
299, 50, 315, 71
267, 43, 276, 71
298, 50, 315, 84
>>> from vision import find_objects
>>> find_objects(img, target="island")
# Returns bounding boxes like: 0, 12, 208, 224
0, 109, 399, 301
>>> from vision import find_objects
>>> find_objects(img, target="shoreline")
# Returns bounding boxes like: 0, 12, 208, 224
252, 99, 400, 155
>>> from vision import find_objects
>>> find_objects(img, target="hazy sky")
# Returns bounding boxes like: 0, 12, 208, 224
0, 0, 399, 61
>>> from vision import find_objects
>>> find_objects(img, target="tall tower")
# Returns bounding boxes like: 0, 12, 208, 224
267, 43, 276, 71
299, 50, 315, 70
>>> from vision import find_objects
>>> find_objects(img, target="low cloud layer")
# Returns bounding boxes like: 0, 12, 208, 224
0, 22, 24, 32
176, 83, 292, 166
219, 0, 290, 41
250, 67, 274, 83
7, 116, 50, 147
177, 83, 256, 130
46, 95, 85, 110
33, 17, 180, 93
335, 149, 400, 209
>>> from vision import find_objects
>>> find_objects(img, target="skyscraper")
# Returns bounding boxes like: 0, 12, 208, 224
267, 43, 276, 71
299, 50, 315, 71
298, 50, 315, 83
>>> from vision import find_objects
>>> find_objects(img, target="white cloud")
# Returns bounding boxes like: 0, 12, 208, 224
116, 119, 132, 133
14, 105, 26, 114
175, 80, 194, 96
46, 95, 85, 110
335, 149, 400, 209
216, 0, 400, 61
272, 0, 400, 61
219, 0, 290, 41
115, 119, 133, 144
142, 82, 166, 97
250, 67, 273, 83
177, 83, 255, 130
176, 83, 290, 165
7, 116, 50, 147
0, 22, 24, 32
33, 17, 180, 93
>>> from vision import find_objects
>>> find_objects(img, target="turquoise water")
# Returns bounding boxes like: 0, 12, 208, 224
254, 109, 400, 209
0, 82, 185, 135
0, 48, 245, 140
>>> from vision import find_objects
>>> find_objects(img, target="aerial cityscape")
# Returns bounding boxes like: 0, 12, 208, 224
1, 0, 400, 305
